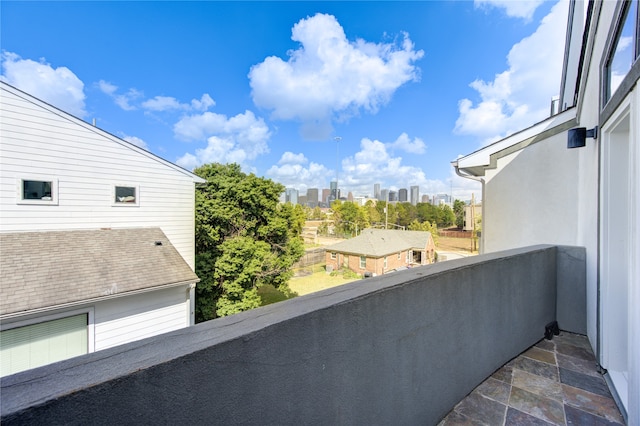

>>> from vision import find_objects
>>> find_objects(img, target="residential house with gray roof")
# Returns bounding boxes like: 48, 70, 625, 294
325, 229, 435, 276
0, 82, 204, 376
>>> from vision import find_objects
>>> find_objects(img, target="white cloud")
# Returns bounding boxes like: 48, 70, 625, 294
142, 93, 215, 112
278, 151, 308, 165
175, 110, 271, 169
388, 132, 426, 154
1, 51, 87, 117
97, 80, 141, 111
474, 0, 544, 20
249, 13, 423, 139
122, 135, 149, 151
267, 152, 332, 191
190, 94, 215, 111
340, 137, 427, 195
455, 0, 569, 143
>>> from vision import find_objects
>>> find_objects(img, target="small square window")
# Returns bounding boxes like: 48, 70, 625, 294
113, 185, 138, 206
330, 252, 337, 260
18, 178, 58, 205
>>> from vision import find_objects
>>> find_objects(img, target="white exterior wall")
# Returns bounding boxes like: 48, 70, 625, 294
482, 131, 580, 253
0, 85, 199, 269
461, 1, 639, 419
93, 286, 191, 351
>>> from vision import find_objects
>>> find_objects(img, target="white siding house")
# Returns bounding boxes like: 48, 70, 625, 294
0, 82, 205, 376
453, 1, 639, 422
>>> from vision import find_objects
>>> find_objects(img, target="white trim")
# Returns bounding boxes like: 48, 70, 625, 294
600, 91, 633, 413
0, 280, 198, 321
112, 184, 140, 207
16, 176, 59, 205
1, 306, 96, 353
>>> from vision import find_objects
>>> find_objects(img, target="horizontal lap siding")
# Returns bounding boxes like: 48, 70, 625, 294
93, 286, 189, 351
0, 88, 197, 269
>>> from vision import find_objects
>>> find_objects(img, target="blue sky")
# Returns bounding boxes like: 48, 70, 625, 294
1, 1, 569, 201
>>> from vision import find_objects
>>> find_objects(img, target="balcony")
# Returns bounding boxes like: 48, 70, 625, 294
1, 245, 620, 425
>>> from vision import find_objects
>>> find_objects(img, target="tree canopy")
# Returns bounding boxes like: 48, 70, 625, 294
194, 163, 304, 321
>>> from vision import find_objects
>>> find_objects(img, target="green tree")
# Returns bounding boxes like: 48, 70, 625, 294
408, 220, 439, 245
194, 163, 304, 321
416, 202, 438, 224
436, 204, 456, 228
395, 202, 417, 228
453, 199, 466, 229
331, 200, 368, 236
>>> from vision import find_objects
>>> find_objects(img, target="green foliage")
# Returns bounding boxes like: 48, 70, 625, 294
329, 267, 361, 279
408, 220, 439, 245
308, 206, 327, 220
194, 163, 304, 321
257, 284, 297, 306
438, 204, 456, 228
453, 199, 466, 229
331, 200, 369, 236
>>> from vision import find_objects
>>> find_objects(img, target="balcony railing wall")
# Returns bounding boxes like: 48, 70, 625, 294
1, 245, 586, 425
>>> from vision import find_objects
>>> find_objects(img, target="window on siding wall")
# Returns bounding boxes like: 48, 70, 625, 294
359, 256, 366, 268
0, 314, 88, 377
18, 178, 58, 205
114, 185, 138, 205
605, 0, 639, 101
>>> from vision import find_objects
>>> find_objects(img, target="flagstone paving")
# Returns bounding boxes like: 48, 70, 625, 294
439, 332, 625, 425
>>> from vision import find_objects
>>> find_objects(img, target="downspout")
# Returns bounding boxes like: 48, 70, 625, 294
453, 161, 486, 254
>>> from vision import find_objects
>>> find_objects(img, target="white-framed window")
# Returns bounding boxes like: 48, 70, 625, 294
0, 307, 94, 377
397, 252, 401, 260
330, 252, 337, 260
604, 0, 639, 102
359, 256, 366, 269
383, 256, 388, 269
17, 177, 59, 205
113, 185, 139, 206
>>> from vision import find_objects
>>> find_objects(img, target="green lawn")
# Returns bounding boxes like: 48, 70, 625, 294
288, 266, 361, 296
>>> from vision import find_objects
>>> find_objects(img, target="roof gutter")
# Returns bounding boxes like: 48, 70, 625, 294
452, 161, 485, 253
0, 279, 199, 321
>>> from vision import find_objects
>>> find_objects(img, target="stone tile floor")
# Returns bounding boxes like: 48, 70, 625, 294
439, 332, 626, 425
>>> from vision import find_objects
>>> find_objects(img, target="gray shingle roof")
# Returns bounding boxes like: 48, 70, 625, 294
0, 228, 199, 316
326, 229, 433, 257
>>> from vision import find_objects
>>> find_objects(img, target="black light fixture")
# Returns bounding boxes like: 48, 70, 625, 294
567, 126, 598, 148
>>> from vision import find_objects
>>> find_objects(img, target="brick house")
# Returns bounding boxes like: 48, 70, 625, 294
325, 229, 435, 276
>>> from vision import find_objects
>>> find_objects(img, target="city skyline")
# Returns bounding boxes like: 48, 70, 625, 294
1, 1, 568, 201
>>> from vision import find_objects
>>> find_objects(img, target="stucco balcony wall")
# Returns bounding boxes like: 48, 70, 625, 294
1, 245, 586, 425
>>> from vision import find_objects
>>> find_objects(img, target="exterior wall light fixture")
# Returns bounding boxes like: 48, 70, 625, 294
567, 126, 598, 148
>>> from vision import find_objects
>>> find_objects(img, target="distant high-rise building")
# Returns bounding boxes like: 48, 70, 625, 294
307, 188, 319, 207
398, 188, 408, 202
388, 190, 397, 202
381, 189, 389, 202
329, 180, 339, 202
410, 185, 420, 206
347, 192, 354, 202
433, 193, 452, 206
421, 195, 430, 203
322, 188, 331, 204
374, 183, 381, 200
298, 195, 308, 206
285, 188, 298, 205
